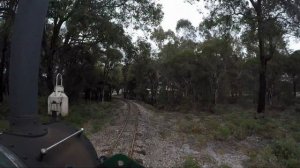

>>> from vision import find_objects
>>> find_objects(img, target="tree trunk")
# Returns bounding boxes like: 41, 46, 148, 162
253, 76, 256, 104
293, 76, 297, 98
254, 0, 267, 114
0, 37, 7, 102
46, 20, 63, 93
102, 89, 104, 102
257, 65, 266, 113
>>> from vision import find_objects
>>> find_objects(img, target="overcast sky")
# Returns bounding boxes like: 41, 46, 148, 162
129, 0, 299, 51
158, 0, 205, 31
158, 0, 300, 51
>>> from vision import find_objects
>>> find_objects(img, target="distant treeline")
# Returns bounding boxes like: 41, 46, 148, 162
126, 34, 300, 110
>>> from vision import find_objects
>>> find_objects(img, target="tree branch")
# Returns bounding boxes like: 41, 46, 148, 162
249, 0, 258, 10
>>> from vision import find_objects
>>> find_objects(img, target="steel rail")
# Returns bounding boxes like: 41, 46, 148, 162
108, 101, 131, 155
128, 103, 139, 157
108, 100, 140, 159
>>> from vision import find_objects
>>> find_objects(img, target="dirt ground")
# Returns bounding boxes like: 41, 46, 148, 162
89, 100, 254, 168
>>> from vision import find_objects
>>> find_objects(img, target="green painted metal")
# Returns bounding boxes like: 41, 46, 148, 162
100, 154, 144, 168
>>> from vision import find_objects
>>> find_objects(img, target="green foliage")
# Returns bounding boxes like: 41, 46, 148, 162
0, 97, 119, 133
37, 0, 163, 99
175, 105, 300, 167
246, 146, 281, 168
176, 19, 196, 40
237, 119, 261, 138
272, 139, 300, 162
246, 138, 300, 168
150, 26, 253, 109
182, 156, 201, 168
125, 40, 159, 104
214, 125, 231, 141
182, 0, 300, 113
65, 101, 116, 132
175, 105, 300, 152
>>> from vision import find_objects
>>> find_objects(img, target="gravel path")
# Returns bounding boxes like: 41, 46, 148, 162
90, 100, 250, 168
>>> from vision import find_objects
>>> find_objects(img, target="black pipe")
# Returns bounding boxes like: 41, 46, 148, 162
8, 0, 49, 136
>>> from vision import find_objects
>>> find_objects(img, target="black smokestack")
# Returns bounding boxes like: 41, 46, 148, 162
9, 0, 49, 136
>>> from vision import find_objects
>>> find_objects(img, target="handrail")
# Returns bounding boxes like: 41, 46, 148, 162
40, 128, 84, 156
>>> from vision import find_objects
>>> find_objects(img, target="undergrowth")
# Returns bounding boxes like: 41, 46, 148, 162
182, 156, 201, 168
175, 105, 300, 168
0, 97, 121, 134
64, 101, 117, 132
177, 105, 300, 142
246, 138, 300, 168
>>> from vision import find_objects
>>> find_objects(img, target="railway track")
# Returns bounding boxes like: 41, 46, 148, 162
107, 99, 140, 158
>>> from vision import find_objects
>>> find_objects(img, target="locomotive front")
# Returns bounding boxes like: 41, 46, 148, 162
0, 0, 99, 167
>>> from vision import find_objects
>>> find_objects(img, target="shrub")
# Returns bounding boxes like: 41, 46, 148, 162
214, 125, 231, 141
240, 118, 261, 135
286, 159, 300, 168
205, 118, 220, 131
232, 127, 248, 140
257, 120, 285, 139
177, 118, 194, 133
229, 118, 262, 140
272, 138, 300, 166
246, 138, 300, 168
178, 118, 207, 135
64, 101, 116, 133
246, 147, 281, 168
182, 156, 201, 168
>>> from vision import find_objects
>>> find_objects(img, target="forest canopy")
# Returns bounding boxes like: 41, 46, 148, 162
0, 0, 300, 115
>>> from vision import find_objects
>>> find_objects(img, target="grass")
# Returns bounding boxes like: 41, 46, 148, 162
246, 146, 280, 168
246, 138, 300, 168
46, 100, 121, 134
182, 156, 201, 168
0, 97, 122, 134
174, 104, 300, 168
177, 105, 300, 142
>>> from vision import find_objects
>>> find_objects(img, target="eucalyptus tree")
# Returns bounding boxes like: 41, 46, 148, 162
151, 27, 166, 50
151, 27, 177, 52
189, 0, 300, 114
125, 40, 159, 103
198, 37, 234, 105
43, 0, 163, 93
176, 19, 196, 41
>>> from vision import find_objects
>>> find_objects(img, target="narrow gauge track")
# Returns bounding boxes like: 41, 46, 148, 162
108, 99, 140, 158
